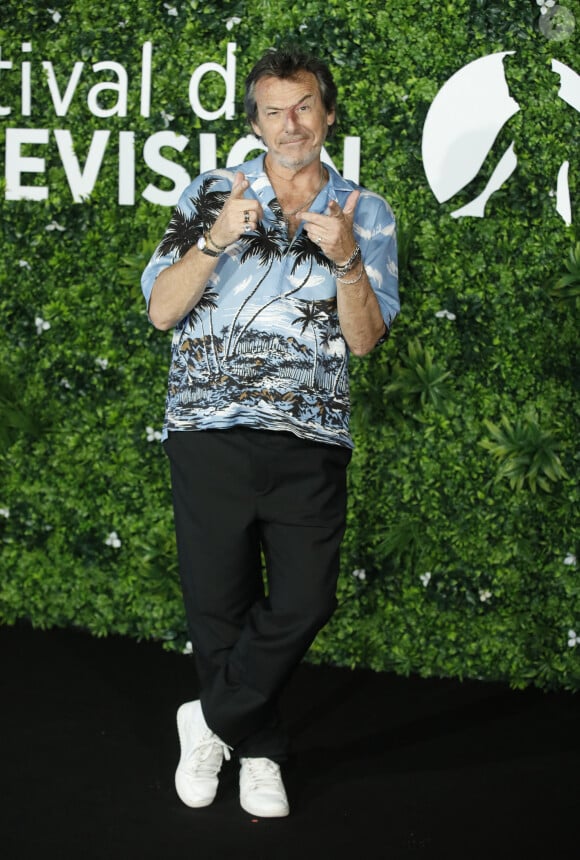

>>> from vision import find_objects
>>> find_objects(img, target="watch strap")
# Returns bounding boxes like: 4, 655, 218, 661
197, 234, 220, 257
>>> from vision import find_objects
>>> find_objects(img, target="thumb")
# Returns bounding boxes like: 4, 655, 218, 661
343, 189, 360, 219
230, 170, 248, 198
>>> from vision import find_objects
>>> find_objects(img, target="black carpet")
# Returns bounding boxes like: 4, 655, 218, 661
2, 622, 578, 859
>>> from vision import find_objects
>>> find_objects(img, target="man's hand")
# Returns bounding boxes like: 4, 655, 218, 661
299, 190, 360, 265
210, 171, 264, 248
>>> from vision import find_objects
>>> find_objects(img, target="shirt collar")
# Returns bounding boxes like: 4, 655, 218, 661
243, 153, 354, 210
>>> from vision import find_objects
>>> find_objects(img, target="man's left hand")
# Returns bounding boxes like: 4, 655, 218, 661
299, 190, 360, 266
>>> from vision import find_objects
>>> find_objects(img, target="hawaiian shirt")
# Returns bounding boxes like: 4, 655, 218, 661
141, 154, 399, 448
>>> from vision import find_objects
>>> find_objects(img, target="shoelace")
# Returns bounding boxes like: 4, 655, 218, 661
243, 758, 281, 788
185, 729, 232, 776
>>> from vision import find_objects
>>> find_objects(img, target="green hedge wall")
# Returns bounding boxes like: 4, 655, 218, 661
1, 0, 579, 689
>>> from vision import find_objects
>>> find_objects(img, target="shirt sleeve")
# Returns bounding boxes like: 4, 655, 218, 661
140, 171, 231, 311
354, 190, 400, 330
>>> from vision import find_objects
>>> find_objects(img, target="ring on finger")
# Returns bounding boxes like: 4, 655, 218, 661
244, 223, 252, 232
243, 210, 250, 224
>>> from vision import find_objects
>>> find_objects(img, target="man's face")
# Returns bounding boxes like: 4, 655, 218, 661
251, 71, 335, 173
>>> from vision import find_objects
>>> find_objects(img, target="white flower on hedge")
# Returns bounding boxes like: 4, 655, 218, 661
299, 23, 308, 32
435, 309, 456, 320
536, 0, 556, 14
226, 16, 241, 30
567, 629, 580, 647
146, 425, 162, 442
19, 260, 31, 269
0, 507, 10, 518
352, 568, 366, 580
182, 641, 193, 655
95, 357, 109, 370
164, 3, 178, 15
160, 110, 174, 128
105, 530, 121, 548
60, 377, 71, 389
45, 220, 65, 232
48, 8, 62, 23
35, 316, 50, 334
479, 589, 492, 602
420, 571, 432, 586
563, 553, 577, 566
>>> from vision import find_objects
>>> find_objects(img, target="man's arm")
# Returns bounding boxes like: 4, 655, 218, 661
335, 266, 387, 357
148, 172, 263, 331
299, 192, 389, 356
148, 245, 221, 332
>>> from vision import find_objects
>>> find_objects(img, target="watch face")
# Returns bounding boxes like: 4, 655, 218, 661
197, 234, 219, 256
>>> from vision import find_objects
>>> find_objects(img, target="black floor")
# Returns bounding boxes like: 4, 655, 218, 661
2, 622, 578, 859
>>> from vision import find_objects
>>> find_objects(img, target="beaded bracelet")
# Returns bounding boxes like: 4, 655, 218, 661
337, 262, 364, 285
333, 244, 361, 278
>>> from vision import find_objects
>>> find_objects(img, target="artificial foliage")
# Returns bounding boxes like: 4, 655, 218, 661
0, 0, 578, 689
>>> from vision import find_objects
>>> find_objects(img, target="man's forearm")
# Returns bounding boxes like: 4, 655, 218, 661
148, 247, 220, 331
336, 267, 387, 356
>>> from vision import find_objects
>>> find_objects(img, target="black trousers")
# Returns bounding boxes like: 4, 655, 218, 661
164, 427, 351, 761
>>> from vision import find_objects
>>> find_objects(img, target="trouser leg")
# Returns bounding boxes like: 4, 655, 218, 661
230, 515, 346, 759
165, 428, 264, 689
164, 428, 350, 761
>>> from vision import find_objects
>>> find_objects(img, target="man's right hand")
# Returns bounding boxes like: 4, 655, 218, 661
210, 171, 263, 248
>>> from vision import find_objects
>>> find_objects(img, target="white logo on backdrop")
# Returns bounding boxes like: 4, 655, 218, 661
422, 52, 579, 224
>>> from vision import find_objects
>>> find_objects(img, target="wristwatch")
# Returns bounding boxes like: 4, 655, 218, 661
197, 234, 221, 257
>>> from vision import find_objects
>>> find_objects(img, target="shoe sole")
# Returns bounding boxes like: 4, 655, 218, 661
240, 799, 290, 818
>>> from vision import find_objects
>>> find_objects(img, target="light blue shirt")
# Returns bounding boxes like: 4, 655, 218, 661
141, 154, 399, 448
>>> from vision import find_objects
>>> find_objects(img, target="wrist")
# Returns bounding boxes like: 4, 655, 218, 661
337, 261, 364, 285
206, 227, 229, 252
333, 244, 361, 278
196, 234, 221, 257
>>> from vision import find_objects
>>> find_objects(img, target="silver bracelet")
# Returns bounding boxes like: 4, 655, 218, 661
333, 244, 361, 278
337, 263, 364, 285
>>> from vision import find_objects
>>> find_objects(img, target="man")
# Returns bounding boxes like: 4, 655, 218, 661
141, 48, 399, 818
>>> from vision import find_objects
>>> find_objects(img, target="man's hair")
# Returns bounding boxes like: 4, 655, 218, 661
244, 48, 338, 139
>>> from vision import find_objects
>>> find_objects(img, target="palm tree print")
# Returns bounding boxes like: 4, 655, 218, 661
157, 176, 229, 259
291, 300, 326, 387
290, 230, 331, 278
158, 176, 229, 377
176, 287, 220, 377
230, 231, 333, 355
224, 220, 287, 358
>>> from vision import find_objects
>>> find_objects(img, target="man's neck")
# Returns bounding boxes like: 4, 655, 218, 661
264, 155, 324, 192
264, 156, 327, 237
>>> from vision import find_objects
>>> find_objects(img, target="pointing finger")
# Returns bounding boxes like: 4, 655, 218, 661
327, 200, 343, 218
342, 190, 360, 218
230, 171, 249, 199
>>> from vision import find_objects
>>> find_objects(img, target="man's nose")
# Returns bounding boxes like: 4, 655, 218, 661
283, 107, 300, 130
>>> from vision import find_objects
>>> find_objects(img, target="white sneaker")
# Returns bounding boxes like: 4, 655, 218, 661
239, 757, 290, 818
175, 700, 231, 807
